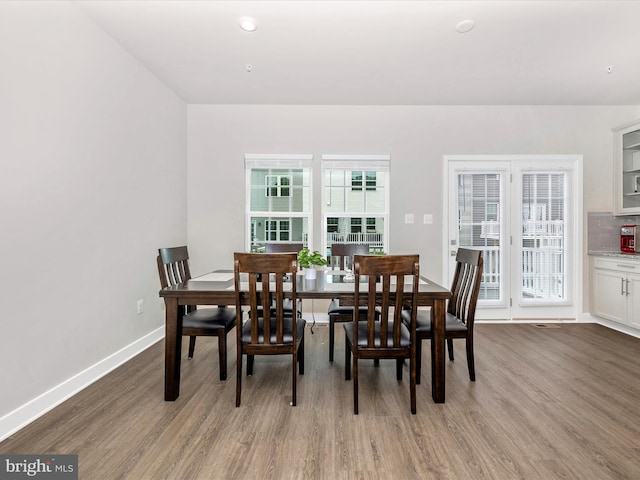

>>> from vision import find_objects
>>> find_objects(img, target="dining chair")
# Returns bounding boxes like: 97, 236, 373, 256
402, 247, 483, 383
234, 252, 306, 407
344, 254, 420, 414
263, 242, 304, 318
327, 243, 376, 361
264, 242, 304, 254
157, 246, 237, 381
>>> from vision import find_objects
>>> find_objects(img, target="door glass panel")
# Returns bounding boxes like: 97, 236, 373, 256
520, 173, 566, 301
457, 173, 502, 301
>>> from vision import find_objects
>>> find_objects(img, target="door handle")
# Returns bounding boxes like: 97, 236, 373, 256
626, 279, 630, 296
622, 278, 625, 295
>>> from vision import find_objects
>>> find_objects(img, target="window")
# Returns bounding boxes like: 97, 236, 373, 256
265, 175, 291, 197
265, 220, 290, 241
245, 154, 312, 252
351, 171, 377, 191
322, 155, 390, 258
366, 217, 376, 231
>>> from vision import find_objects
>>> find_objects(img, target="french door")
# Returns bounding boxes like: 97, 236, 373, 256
446, 156, 581, 321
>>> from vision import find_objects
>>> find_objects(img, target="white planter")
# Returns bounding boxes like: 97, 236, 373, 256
304, 267, 317, 280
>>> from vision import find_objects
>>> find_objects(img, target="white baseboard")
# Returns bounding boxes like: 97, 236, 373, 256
0, 327, 164, 443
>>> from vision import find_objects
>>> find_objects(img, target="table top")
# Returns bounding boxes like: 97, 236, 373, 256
159, 269, 451, 305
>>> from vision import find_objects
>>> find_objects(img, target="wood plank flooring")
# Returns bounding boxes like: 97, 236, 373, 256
2, 323, 640, 479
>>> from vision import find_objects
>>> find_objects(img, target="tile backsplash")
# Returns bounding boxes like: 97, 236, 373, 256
587, 212, 640, 252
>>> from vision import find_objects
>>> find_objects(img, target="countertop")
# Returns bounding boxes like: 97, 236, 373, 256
589, 251, 640, 259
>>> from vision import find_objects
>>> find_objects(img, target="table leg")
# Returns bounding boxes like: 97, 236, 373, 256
164, 298, 182, 401
431, 298, 446, 403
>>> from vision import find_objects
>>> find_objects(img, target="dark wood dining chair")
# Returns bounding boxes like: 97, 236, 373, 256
263, 242, 304, 317
157, 246, 236, 381
344, 254, 420, 414
327, 243, 374, 361
402, 248, 483, 383
264, 242, 304, 254
234, 252, 306, 407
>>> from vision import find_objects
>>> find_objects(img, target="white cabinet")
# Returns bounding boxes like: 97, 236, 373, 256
613, 120, 640, 215
591, 256, 640, 329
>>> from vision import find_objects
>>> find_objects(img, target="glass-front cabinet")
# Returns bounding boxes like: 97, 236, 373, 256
614, 120, 640, 215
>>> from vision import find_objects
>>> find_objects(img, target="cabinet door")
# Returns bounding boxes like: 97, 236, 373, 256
613, 120, 640, 215
626, 273, 640, 329
592, 268, 625, 324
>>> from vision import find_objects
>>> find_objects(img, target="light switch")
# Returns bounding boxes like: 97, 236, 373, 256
405, 213, 414, 224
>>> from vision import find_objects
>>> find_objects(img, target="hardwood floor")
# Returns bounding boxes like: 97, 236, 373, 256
2, 323, 640, 479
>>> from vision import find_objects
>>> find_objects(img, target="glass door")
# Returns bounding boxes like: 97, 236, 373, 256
447, 156, 580, 321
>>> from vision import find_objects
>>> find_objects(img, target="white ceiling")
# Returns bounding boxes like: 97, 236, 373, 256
73, 0, 640, 105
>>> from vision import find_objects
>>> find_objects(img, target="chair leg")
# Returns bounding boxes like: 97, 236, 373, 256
329, 316, 335, 361
466, 335, 476, 381
410, 354, 416, 415
298, 337, 305, 375
247, 355, 254, 376
236, 349, 242, 407
345, 339, 351, 380
396, 358, 403, 381
447, 338, 454, 361
291, 350, 297, 406
415, 338, 422, 385
188, 336, 196, 358
353, 355, 359, 414
218, 333, 227, 381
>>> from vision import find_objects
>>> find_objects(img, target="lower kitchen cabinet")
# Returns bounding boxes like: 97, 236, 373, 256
591, 256, 640, 329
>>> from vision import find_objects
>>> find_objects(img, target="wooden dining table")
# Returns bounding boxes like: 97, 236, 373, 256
159, 269, 452, 403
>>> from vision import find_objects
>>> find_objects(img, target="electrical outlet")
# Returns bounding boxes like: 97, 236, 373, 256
404, 213, 414, 224
137, 299, 144, 315
423, 214, 433, 224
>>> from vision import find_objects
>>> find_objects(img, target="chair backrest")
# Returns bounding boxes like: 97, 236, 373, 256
330, 243, 370, 270
353, 254, 420, 349
449, 248, 483, 328
234, 252, 298, 346
157, 246, 192, 288
264, 242, 304, 254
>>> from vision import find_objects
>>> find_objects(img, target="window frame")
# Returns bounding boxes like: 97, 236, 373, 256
245, 154, 313, 252
321, 155, 390, 258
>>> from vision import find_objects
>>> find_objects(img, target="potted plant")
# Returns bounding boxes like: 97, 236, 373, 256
297, 248, 328, 279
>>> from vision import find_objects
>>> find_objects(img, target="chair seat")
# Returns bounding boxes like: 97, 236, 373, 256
401, 309, 468, 334
328, 299, 377, 317
241, 317, 306, 345
183, 307, 236, 330
344, 321, 411, 348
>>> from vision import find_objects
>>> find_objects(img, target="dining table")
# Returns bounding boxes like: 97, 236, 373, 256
159, 268, 452, 403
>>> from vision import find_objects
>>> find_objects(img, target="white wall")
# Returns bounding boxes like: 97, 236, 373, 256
0, 1, 187, 426
187, 104, 640, 311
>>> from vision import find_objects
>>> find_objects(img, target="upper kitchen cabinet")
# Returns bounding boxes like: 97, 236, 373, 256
614, 120, 640, 215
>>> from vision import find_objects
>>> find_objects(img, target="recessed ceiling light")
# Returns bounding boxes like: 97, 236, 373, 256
456, 19, 475, 33
239, 17, 257, 32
